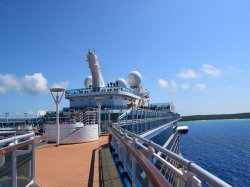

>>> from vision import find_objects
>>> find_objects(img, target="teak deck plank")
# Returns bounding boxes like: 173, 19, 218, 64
35, 136, 109, 187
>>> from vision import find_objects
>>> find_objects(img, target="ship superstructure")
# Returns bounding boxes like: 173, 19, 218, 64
66, 50, 148, 110
43, 50, 180, 145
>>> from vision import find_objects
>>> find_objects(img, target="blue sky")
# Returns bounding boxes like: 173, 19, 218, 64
0, 0, 250, 116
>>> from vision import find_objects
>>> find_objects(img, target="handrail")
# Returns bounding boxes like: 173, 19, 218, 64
112, 128, 171, 187
0, 132, 35, 144
112, 125, 232, 187
140, 138, 231, 187
0, 134, 48, 156
118, 107, 132, 120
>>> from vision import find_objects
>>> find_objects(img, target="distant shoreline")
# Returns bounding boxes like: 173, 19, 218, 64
180, 112, 250, 122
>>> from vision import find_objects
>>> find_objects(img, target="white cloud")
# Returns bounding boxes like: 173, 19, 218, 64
202, 64, 221, 77
158, 79, 169, 88
181, 83, 190, 90
195, 83, 207, 90
0, 74, 18, 94
0, 73, 48, 95
52, 81, 70, 89
158, 79, 178, 90
20, 73, 48, 95
176, 69, 200, 79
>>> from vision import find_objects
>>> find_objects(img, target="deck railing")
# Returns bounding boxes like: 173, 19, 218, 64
0, 132, 48, 187
44, 108, 98, 125
65, 86, 142, 97
110, 125, 232, 187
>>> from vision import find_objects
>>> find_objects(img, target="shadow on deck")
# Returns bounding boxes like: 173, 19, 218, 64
88, 144, 123, 187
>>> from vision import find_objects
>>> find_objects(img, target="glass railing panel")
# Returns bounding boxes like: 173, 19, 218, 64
101, 123, 107, 133
135, 163, 149, 187
0, 152, 12, 187
126, 151, 132, 175
17, 152, 32, 187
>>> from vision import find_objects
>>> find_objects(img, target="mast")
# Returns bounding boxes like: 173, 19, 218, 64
87, 50, 105, 88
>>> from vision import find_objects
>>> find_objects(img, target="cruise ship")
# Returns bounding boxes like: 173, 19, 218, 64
0, 50, 231, 187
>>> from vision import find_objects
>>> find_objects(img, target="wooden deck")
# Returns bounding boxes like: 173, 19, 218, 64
35, 136, 123, 187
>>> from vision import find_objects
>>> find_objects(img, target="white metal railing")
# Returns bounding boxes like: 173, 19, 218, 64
0, 132, 48, 187
110, 125, 232, 187
0, 132, 35, 145
65, 86, 142, 98
44, 108, 97, 125
118, 107, 133, 121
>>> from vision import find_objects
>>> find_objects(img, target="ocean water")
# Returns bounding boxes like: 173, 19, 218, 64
179, 119, 250, 187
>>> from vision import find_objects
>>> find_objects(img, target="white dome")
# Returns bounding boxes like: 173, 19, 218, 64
116, 78, 127, 87
128, 71, 142, 88
84, 76, 92, 88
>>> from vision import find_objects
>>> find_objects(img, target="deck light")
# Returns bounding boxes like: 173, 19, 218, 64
50, 87, 65, 146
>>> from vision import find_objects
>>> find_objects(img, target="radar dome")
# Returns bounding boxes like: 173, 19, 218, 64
116, 78, 127, 87
128, 71, 142, 88
84, 76, 93, 88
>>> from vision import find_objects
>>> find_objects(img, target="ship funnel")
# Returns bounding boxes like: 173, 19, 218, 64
87, 50, 105, 88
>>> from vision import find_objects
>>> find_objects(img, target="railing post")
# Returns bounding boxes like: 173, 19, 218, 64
147, 144, 155, 187
131, 136, 138, 187
11, 139, 18, 187
117, 141, 120, 157
131, 156, 136, 187
11, 150, 17, 187
184, 169, 202, 187
31, 142, 39, 186
132, 108, 134, 133
124, 133, 128, 170
125, 111, 128, 131
147, 145, 155, 163
136, 109, 138, 134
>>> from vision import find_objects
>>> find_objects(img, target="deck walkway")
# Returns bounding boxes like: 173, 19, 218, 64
35, 136, 123, 187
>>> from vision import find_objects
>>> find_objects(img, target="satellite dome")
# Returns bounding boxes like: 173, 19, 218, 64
84, 76, 93, 88
128, 71, 142, 88
116, 78, 127, 87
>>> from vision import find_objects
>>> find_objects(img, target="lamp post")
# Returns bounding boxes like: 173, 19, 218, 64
50, 87, 65, 146
95, 98, 103, 136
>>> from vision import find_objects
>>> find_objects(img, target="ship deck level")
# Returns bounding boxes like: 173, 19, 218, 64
35, 135, 122, 187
